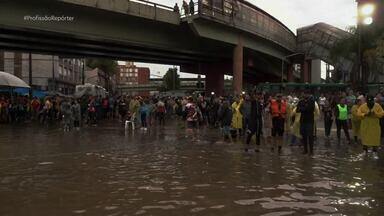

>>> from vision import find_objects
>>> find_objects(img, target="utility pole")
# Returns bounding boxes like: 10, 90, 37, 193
357, 24, 363, 90
356, 0, 376, 92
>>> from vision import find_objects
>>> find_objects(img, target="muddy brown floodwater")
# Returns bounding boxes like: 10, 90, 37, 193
1, 120, 384, 215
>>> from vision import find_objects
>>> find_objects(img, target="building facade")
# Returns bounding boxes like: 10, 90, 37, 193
85, 67, 117, 93
117, 62, 150, 96
0, 51, 84, 95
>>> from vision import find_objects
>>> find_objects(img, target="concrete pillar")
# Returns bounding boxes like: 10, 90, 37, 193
301, 60, 311, 83
311, 59, 321, 84
233, 36, 243, 95
287, 64, 294, 82
0, 51, 4, 71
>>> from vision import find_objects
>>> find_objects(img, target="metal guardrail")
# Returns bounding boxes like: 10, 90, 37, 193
181, 0, 296, 51
60, 0, 179, 23
130, 0, 174, 11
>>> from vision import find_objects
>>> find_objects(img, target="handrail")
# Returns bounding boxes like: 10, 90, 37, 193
129, 0, 174, 11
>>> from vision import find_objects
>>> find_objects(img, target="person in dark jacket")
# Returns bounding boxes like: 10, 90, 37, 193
218, 100, 233, 142
323, 98, 333, 139
245, 92, 263, 152
297, 92, 315, 155
241, 94, 252, 134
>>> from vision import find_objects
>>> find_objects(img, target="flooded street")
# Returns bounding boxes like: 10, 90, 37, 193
1, 121, 384, 216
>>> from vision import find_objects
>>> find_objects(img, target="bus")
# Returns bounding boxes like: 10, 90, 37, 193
75, 83, 107, 98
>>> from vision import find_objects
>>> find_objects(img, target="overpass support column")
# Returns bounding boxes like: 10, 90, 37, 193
311, 59, 321, 84
301, 60, 311, 83
206, 69, 224, 96
233, 36, 243, 95
0, 51, 4, 71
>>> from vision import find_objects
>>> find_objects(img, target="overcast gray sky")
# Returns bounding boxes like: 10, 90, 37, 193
121, 0, 358, 77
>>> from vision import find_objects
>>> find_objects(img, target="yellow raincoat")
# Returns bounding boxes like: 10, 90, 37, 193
231, 100, 243, 129
351, 104, 361, 138
291, 107, 302, 139
357, 103, 384, 147
285, 104, 293, 133
290, 102, 320, 139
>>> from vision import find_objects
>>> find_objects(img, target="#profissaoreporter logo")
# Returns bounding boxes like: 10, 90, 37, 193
24, 15, 75, 22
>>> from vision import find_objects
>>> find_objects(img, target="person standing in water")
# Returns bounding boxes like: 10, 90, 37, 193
245, 91, 263, 152
351, 95, 364, 143
357, 95, 384, 159
270, 94, 287, 154
335, 98, 351, 144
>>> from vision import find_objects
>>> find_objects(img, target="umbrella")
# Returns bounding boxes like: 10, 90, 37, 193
0, 71, 30, 88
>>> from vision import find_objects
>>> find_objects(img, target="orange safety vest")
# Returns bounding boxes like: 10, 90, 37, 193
270, 99, 287, 118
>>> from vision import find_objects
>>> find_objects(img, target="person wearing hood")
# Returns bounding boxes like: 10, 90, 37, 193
351, 95, 364, 143
61, 98, 73, 132
139, 100, 150, 131
290, 97, 301, 146
245, 91, 263, 152
323, 97, 333, 139
71, 99, 81, 131
285, 95, 294, 134
231, 96, 243, 138
241, 94, 252, 134
218, 100, 233, 142
357, 95, 384, 159
297, 91, 319, 155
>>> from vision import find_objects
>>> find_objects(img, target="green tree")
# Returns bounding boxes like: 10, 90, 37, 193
162, 67, 180, 91
330, 26, 384, 83
86, 58, 118, 75
86, 58, 118, 91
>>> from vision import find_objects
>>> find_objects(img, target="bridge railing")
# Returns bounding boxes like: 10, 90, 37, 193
60, 0, 180, 24
130, 0, 174, 11
181, 0, 296, 51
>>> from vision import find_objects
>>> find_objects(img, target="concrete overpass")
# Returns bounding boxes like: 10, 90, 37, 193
0, 0, 297, 95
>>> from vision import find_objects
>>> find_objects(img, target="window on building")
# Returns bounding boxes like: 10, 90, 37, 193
129, 68, 132, 72
134, 73, 138, 77
120, 73, 123, 77
135, 68, 138, 73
